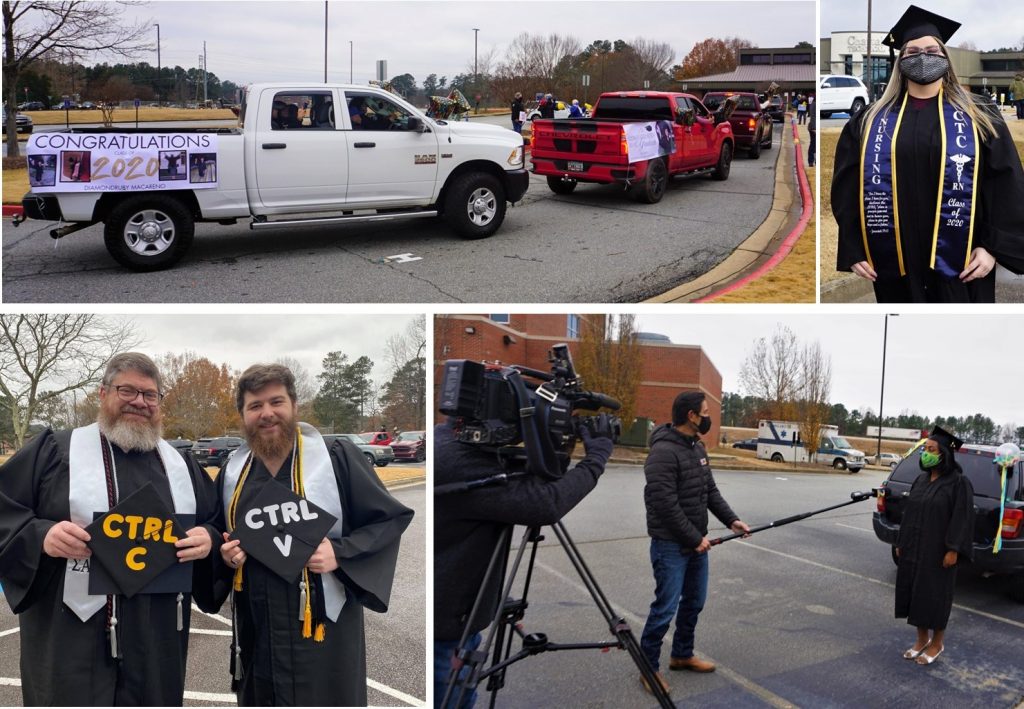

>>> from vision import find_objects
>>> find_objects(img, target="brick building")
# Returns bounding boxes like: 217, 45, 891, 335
434, 314, 723, 445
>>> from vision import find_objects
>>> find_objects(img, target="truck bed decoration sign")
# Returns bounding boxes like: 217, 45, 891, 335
25, 132, 219, 193
623, 120, 676, 164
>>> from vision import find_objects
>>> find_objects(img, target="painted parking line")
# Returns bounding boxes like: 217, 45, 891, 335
0, 628, 19, 639
834, 522, 873, 533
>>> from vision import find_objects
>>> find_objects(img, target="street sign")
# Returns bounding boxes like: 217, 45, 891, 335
134, 98, 141, 108
582, 75, 590, 87
643, 80, 650, 89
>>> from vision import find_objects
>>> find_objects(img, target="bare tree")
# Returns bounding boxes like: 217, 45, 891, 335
0, 314, 139, 447
738, 325, 801, 421
797, 341, 832, 463
3, 1, 151, 157
384, 317, 426, 377
574, 314, 643, 428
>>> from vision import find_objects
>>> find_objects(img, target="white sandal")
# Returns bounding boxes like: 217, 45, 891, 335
902, 643, 929, 660
916, 645, 944, 665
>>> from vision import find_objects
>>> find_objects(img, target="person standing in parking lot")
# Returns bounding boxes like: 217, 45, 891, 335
807, 103, 817, 167
511, 92, 524, 134
894, 426, 974, 665
1012, 73, 1024, 119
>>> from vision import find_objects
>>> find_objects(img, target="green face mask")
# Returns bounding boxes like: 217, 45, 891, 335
920, 450, 941, 469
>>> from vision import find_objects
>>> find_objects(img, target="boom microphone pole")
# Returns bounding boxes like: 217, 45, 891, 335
710, 490, 879, 546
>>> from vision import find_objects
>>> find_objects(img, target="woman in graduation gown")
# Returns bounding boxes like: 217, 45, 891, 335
832, 5, 1024, 303
894, 427, 974, 665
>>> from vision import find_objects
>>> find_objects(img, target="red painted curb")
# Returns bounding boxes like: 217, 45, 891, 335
2, 204, 24, 218
695, 117, 813, 303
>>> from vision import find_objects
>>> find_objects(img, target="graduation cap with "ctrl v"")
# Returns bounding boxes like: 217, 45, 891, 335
229, 480, 337, 583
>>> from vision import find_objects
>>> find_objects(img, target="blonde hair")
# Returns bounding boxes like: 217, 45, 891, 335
861, 38, 997, 143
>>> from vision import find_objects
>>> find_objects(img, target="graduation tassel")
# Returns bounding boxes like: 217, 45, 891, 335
312, 572, 327, 642
176, 593, 184, 631
108, 615, 118, 659
230, 595, 242, 687
300, 570, 313, 638
233, 565, 244, 592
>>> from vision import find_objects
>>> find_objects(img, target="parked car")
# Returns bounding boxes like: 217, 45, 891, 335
391, 430, 426, 462
18, 101, 46, 111
701, 92, 773, 159
2, 111, 33, 134
359, 431, 394, 447
166, 438, 195, 452
873, 443, 1024, 602
731, 437, 758, 451
79, 101, 97, 110
766, 96, 785, 122
866, 452, 903, 468
322, 433, 395, 467
191, 436, 244, 467
818, 75, 869, 118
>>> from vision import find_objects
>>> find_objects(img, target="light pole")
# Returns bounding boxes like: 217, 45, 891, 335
866, 0, 873, 102
155, 23, 161, 106
877, 313, 899, 461
473, 28, 480, 110
350, 41, 353, 83
323, 2, 328, 83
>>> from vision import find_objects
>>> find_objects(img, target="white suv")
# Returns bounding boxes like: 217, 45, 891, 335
818, 75, 869, 118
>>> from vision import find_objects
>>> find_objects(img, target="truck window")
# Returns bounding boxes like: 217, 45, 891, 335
346, 92, 415, 131
593, 97, 673, 121
272, 91, 333, 131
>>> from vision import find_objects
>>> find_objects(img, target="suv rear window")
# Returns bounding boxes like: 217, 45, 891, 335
892, 447, 1021, 499
704, 94, 757, 111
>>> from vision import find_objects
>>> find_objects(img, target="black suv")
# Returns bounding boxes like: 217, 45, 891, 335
191, 436, 244, 467
873, 444, 1024, 602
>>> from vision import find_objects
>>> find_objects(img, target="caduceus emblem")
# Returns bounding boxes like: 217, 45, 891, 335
949, 153, 972, 182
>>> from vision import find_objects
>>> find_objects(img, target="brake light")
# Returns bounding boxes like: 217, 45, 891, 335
876, 488, 886, 514
620, 129, 628, 157
1002, 509, 1023, 539
748, 118, 756, 130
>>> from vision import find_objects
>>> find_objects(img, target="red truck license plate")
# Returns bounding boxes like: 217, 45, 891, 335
568, 161, 584, 171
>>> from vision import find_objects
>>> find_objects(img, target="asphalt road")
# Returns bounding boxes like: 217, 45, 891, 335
453, 466, 1024, 708
0, 482, 426, 707
2, 117, 784, 303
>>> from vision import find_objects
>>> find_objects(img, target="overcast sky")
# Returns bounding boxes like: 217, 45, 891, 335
636, 313, 1024, 427
821, 0, 1023, 50
112, 0, 815, 86
124, 313, 421, 385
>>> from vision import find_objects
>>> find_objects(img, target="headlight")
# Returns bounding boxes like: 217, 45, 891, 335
507, 145, 524, 167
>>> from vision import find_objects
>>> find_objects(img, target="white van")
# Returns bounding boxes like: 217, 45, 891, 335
757, 420, 866, 471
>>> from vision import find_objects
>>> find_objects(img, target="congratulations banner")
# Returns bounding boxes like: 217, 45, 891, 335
623, 120, 676, 164
25, 132, 220, 193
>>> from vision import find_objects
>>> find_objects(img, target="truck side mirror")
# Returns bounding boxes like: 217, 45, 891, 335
407, 116, 426, 132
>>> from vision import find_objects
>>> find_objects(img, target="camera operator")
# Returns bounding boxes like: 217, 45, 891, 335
433, 413, 616, 709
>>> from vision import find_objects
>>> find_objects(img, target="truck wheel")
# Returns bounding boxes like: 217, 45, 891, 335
103, 195, 194, 271
364, 453, 376, 468
770, 453, 784, 463
1010, 573, 1024, 604
444, 172, 506, 240
711, 142, 732, 181
547, 176, 578, 195
833, 458, 847, 470
850, 98, 866, 115
748, 136, 761, 159
632, 158, 667, 203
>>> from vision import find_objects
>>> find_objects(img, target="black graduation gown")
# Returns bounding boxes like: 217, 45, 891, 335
212, 439, 413, 707
833, 95, 1024, 302
0, 428, 223, 706
894, 470, 974, 630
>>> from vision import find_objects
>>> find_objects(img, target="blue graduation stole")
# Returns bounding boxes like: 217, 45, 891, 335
859, 88, 979, 279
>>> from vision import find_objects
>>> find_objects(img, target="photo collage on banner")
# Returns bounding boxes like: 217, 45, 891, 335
1, 1, 1023, 709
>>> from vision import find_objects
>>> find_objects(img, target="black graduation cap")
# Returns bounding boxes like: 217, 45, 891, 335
928, 425, 964, 452
85, 482, 188, 598
883, 5, 961, 50
229, 480, 337, 583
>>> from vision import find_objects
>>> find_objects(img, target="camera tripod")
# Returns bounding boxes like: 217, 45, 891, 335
442, 521, 674, 709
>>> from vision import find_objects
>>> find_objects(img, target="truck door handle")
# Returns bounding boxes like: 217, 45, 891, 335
353, 142, 376, 148
262, 143, 287, 149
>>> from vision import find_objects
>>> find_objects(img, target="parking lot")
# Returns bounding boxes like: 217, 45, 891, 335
461, 466, 1024, 708
2, 117, 785, 304
0, 482, 426, 707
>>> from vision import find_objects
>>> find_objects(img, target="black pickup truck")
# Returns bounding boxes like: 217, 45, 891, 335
873, 443, 1024, 602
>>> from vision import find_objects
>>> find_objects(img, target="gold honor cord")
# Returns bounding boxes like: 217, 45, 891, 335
890, 92, 909, 276
858, 112, 871, 269
227, 454, 253, 592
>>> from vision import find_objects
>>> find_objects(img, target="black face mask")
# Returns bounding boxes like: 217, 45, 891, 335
695, 415, 712, 435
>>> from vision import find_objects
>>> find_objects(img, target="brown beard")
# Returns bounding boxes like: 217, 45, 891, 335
245, 413, 297, 463
97, 404, 162, 452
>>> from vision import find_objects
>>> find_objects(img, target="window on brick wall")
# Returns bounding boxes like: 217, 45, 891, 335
567, 314, 581, 339
489, 314, 510, 324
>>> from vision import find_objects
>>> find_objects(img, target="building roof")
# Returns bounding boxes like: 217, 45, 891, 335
686, 64, 817, 84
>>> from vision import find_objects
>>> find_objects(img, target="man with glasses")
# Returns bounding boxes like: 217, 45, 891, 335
0, 352, 223, 706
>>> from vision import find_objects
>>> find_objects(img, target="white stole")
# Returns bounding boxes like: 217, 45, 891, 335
222, 423, 347, 620
65, 422, 196, 621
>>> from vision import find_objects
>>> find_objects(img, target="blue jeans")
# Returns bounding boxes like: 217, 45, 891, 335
434, 633, 481, 708
640, 538, 709, 671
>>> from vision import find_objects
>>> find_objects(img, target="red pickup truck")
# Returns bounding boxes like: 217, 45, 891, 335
530, 91, 735, 203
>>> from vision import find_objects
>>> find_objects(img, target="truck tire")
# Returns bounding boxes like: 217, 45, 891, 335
850, 98, 866, 115
547, 176, 578, 195
103, 195, 194, 271
444, 172, 506, 240
364, 453, 376, 468
770, 453, 784, 463
711, 142, 732, 181
762, 125, 773, 150
748, 136, 761, 159
632, 158, 667, 203
833, 458, 847, 470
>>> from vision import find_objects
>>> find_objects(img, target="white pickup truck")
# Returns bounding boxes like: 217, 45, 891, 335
17, 83, 529, 270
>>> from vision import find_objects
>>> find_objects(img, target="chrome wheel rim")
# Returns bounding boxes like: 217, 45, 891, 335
124, 209, 174, 256
466, 187, 497, 227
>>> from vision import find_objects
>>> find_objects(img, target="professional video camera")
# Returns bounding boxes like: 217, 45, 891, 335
439, 343, 622, 478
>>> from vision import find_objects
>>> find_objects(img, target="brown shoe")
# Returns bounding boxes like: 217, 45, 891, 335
640, 670, 671, 695
669, 655, 716, 672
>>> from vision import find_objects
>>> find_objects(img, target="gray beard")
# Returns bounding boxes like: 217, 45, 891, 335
901, 54, 949, 85
97, 407, 162, 452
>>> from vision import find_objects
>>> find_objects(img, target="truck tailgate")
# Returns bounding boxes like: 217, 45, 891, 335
531, 119, 626, 164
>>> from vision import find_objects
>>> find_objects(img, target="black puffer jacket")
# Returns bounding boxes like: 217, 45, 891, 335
644, 423, 738, 548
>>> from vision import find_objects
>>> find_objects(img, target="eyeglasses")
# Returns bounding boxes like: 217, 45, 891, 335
111, 385, 163, 404
903, 46, 943, 57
